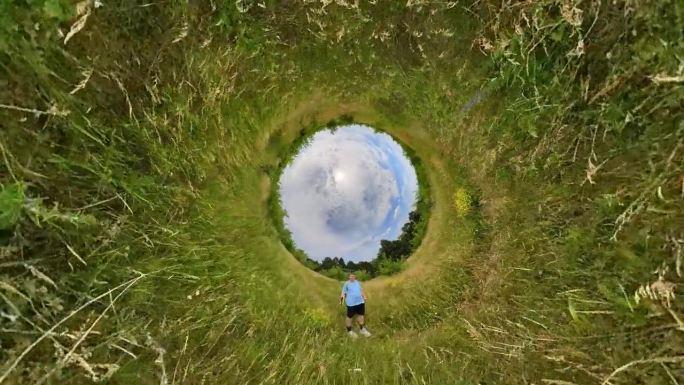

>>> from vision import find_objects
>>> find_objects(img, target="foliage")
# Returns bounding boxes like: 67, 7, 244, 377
303, 307, 331, 330
0, 0, 681, 384
376, 210, 421, 260
376, 259, 406, 276
452, 188, 471, 217
320, 265, 347, 281
0, 183, 23, 230
351, 270, 371, 281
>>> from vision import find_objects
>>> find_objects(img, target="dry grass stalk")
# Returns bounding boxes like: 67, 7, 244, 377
0, 272, 148, 384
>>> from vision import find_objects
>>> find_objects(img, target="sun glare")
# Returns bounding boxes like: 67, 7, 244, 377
334, 170, 346, 182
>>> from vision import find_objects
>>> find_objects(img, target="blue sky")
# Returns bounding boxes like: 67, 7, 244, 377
279, 124, 418, 262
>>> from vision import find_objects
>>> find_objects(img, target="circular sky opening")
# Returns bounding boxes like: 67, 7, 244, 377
278, 124, 419, 263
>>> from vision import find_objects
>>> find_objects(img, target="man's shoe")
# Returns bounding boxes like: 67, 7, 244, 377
348, 330, 359, 338
359, 328, 371, 337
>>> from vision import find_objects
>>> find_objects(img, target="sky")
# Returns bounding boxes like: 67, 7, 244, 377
279, 124, 418, 262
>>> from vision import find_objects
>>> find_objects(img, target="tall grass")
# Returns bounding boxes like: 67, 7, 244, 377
0, 1, 682, 384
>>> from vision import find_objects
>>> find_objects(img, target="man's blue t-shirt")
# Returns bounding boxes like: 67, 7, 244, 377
342, 281, 364, 306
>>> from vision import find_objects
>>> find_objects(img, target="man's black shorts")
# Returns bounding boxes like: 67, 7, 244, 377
346, 303, 365, 318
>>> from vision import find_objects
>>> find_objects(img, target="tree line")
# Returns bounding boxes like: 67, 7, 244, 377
312, 209, 425, 279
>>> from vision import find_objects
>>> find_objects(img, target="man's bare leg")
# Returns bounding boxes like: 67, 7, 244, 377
346, 316, 358, 337
357, 315, 371, 337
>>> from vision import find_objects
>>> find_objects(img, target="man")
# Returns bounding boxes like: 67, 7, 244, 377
339, 273, 371, 338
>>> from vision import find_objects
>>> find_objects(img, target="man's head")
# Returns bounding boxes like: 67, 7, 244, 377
348, 273, 356, 282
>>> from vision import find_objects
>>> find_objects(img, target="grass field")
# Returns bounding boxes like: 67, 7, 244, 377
1, 1, 683, 384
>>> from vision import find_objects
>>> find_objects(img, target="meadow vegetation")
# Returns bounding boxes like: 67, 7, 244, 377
0, 0, 682, 384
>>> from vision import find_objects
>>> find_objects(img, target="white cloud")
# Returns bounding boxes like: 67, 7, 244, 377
279, 124, 418, 262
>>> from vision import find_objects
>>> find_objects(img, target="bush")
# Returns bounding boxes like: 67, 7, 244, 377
320, 266, 347, 281
377, 259, 405, 276
453, 188, 472, 217
352, 270, 371, 281
303, 308, 331, 330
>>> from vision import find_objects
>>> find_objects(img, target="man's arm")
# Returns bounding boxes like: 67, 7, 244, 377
339, 283, 347, 305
